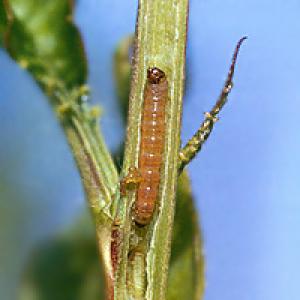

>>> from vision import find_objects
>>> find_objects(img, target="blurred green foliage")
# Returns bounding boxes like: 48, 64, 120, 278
0, 0, 86, 91
114, 36, 133, 123
167, 172, 204, 300
18, 215, 105, 300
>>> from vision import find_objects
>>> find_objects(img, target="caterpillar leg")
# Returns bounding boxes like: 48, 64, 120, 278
120, 167, 143, 196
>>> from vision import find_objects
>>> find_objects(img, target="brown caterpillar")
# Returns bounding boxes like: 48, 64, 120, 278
120, 67, 168, 225
134, 67, 168, 225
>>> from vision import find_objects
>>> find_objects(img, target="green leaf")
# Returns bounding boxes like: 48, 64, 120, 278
167, 171, 205, 300
113, 35, 133, 122
0, 1, 8, 46
0, 0, 87, 89
18, 215, 105, 300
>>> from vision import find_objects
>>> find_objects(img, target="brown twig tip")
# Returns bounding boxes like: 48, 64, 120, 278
227, 36, 248, 84
210, 35, 247, 117
236, 36, 248, 52
233, 36, 248, 61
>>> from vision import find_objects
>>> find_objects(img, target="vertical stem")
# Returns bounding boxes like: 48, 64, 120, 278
116, 1, 189, 299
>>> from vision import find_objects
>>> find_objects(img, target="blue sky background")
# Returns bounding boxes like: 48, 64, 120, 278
1, 0, 300, 299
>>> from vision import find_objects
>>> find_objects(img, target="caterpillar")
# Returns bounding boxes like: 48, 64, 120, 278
134, 67, 168, 225
120, 67, 168, 225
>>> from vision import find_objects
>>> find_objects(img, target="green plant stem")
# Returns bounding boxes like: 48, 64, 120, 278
116, 1, 189, 299
59, 106, 118, 299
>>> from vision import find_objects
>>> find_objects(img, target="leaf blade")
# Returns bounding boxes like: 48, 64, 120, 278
1, 0, 87, 89
167, 171, 205, 300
